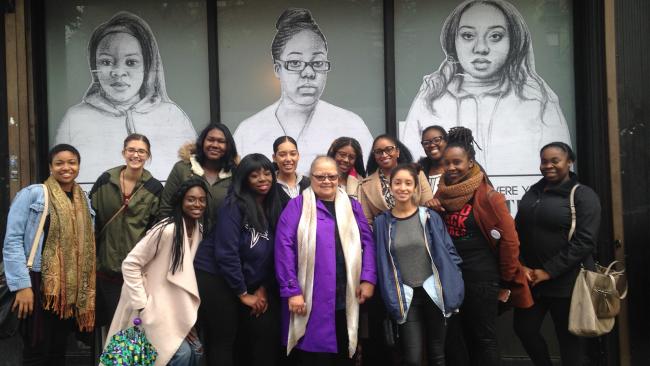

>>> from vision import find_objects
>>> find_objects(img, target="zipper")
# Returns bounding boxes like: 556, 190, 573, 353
422, 211, 445, 317
387, 223, 405, 319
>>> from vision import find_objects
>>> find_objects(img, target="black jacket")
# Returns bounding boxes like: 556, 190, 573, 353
515, 174, 601, 297
277, 176, 310, 208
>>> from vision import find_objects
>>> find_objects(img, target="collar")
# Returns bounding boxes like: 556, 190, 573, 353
530, 172, 579, 196
108, 165, 152, 187
189, 155, 232, 180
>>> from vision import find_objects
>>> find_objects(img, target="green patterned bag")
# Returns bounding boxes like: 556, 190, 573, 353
100, 318, 157, 365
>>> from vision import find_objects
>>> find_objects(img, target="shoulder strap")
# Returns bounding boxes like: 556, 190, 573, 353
27, 184, 49, 270
98, 183, 146, 239
567, 184, 580, 241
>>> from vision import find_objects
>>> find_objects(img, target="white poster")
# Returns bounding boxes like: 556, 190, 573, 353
54, 11, 198, 185
232, 8, 374, 173
401, 0, 571, 192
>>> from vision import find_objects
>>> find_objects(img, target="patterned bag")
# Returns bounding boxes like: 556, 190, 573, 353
100, 317, 157, 365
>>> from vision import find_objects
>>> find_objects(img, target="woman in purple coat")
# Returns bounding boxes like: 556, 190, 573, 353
275, 156, 377, 365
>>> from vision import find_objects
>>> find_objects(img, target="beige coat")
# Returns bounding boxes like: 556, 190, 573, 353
358, 170, 433, 225
343, 174, 361, 200
106, 220, 201, 366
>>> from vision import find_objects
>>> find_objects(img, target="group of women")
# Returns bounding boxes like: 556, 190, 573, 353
3, 117, 600, 366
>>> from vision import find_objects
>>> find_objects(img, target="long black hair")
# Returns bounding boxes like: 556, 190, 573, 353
195, 123, 238, 173
154, 178, 209, 274
231, 154, 283, 232
366, 134, 414, 175
327, 136, 366, 177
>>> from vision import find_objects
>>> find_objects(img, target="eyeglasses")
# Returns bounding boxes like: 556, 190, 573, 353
372, 146, 397, 157
311, 174, 339, 182
421, 136, 445, 147
125, 148, 149, 156
335, 151, 357, 162
276, 59, 331, 72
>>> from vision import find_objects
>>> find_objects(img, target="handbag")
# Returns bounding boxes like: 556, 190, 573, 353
566, 184, 628, 337
568, 261, 627, 337
100, 317, 157, 365
0, 184, 49, 338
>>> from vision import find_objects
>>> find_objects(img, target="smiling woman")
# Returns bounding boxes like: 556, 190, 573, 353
233, 8, 374, 173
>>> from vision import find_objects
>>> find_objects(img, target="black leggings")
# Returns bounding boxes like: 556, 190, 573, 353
513, 296, 583, 366
196, 269, 278, 366
399, 287, 446, 366
22, 310, 74, 366
445, 281, 500, 366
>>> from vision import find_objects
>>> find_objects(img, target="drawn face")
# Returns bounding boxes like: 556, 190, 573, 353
203, 129, 227, 161
49, 151, 80, 190
455, 4, 510, 81
273, 141, 299, 176
182, 186, 207, 220
373, 138, 400, 172
540, 147, 572, 184
274, 30, 328, 106
247, 168, 273, 196
122, 140, 150, 170
310, 160, 339, 201
390, 169, 416, 204
443, 146, 474, 185
334, 145, 357, 175
95, 32, 145, 105
422, 128, 447, 161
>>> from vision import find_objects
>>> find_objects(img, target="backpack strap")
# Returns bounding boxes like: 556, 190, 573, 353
27, 184, 49, 270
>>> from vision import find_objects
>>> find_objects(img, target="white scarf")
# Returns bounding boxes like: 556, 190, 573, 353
288, 187, 363, 358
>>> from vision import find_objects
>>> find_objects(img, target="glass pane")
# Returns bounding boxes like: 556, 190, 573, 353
45, 0, 210, 185
218, 1, 385, 173
396, 0, 575, 213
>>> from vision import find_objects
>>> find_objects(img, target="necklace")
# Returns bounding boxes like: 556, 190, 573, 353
274, 102, 316, 142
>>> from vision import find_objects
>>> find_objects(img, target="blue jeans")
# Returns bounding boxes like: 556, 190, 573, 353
168, 338, 202, 366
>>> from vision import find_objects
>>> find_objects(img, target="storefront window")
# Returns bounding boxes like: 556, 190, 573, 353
217, 0, 385, 172
396, 0, 575, 212
45, 0, 210, 184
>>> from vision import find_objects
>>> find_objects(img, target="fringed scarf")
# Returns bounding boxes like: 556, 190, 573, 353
41, 176, 96, 331
288, 187, 362, 358
436, 164, 484, 212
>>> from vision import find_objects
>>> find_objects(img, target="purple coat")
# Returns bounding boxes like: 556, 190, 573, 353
275, 195, 377, 354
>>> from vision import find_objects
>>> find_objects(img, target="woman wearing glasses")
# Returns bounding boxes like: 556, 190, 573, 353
275, 156, 376, 365
327, 137, 367, 200
89, 133, 162, 328
418, 126, 448, 195
233, 8, 374, 173
358, 135, 434, 225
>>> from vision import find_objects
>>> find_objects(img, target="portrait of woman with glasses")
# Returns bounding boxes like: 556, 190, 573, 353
233, 8, 374, 173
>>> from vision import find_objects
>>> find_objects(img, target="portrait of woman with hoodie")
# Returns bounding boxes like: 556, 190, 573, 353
55, 11, 197, 184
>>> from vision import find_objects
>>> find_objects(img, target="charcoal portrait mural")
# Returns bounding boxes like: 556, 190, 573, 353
401, 0, 571, 178
55, 11, 197, 184
233, 8, 374, 173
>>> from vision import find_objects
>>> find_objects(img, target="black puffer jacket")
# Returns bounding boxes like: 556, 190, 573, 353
515, 173, 601, 297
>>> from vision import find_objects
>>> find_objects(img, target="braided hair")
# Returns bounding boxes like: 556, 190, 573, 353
445, 127, 479, 161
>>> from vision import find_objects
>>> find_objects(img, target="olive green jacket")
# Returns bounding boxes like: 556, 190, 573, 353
90, 166, 163, 274
159, 143, 233, 232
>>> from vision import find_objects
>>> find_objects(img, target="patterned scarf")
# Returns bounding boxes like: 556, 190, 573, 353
41, 176, 96, 331
379, 169, 395, 209
436, 165, 484, 212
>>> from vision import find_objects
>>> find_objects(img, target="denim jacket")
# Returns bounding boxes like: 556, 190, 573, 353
374, 207, 464, 324
2, 184, 95, 291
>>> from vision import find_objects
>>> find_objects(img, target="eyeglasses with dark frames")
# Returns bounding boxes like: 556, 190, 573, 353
421, 136, 445, 147
275, 59, 331, 73
372, 146, 397, 157
311, 174, 339, 182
